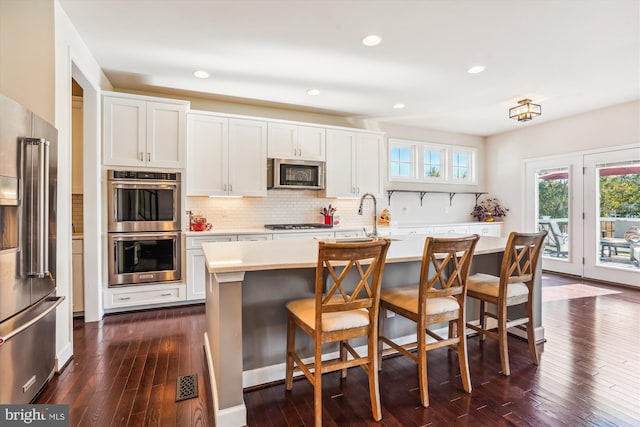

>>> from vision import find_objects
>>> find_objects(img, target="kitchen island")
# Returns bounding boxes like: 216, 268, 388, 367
202, 234, 543, 427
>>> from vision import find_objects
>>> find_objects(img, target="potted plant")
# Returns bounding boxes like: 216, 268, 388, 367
471, 196, 509, 222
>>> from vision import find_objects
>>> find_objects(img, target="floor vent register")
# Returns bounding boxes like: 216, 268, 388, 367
175, 373, 199, 402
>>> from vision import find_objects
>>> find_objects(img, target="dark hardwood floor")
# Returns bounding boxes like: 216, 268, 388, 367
36, 273, 640, 426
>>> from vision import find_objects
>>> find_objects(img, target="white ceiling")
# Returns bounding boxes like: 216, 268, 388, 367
59, 0, 640, 137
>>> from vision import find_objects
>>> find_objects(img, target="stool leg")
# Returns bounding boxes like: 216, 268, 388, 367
285, 315, 295, 390
498, 302, 510, 376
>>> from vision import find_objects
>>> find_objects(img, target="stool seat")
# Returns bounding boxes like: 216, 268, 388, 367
467, 273, 529, 299
380, 286, 460, 316
286, 296, 369, 332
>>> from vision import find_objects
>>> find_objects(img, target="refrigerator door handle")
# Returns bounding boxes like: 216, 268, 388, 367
0, 296, 64, 344
20, 137, 50, 278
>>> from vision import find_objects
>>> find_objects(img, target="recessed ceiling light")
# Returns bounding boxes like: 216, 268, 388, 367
362, 34, 382, 47
193, 70, 210, 79
393, 103, 406, 109
467, 65, 486, 74
307, 89, 320, 96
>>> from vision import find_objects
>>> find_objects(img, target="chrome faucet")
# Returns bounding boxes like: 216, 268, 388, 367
358, 193, 378, 237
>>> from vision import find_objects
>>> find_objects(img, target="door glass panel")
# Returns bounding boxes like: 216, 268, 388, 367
537, 167, 570, 259
596, 161, 640, 270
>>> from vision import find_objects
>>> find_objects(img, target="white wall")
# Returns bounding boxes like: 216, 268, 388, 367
486, 100, 640, 234
53, 0, 113, 366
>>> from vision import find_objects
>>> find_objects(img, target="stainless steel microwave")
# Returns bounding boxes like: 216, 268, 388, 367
267, 159, 325, 190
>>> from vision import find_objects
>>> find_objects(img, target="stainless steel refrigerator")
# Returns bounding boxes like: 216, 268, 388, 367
0, 93, 64, 403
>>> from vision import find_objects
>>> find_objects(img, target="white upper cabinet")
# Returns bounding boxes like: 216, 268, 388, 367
267, 123, 325, 161
103, 93, 187, 168
228, 118, 267, 196
325, 129, 383, 198
187, 114, 228, 196
186, 113, 267, 197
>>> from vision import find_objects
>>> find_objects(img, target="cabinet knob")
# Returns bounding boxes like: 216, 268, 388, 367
139, 152, 144, 161
147, 152, 151, 162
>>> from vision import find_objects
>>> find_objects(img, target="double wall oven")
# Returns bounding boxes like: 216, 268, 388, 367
107, 170, 182, 287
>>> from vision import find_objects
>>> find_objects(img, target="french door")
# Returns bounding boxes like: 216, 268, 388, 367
525, 155, 583, 276
583, 148, 640, 285
525, 146, 640, 287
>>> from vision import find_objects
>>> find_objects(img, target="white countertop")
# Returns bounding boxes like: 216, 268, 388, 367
202, 233, 507, 274
185, 221, 503, 237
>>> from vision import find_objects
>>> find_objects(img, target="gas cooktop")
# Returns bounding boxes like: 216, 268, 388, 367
264, 223, 333, 230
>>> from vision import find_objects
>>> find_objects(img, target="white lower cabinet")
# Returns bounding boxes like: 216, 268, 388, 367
432, 225, 471, 235
334, 230, 364, 238
272, 232, 334, 240
186, 235, 238, 301
186, 250, 207, 301
238, 234, 273, 241
72, 238, 84, 314
104, 284, 186, 310
468, 223, 502, 237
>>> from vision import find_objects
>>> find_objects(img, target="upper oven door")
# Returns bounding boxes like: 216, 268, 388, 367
108, 181, 181, 232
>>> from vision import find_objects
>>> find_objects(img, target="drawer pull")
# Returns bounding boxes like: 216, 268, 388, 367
119, 296, 131, 301
161, 292, 172, 296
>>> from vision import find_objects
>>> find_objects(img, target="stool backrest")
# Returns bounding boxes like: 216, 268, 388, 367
417, 235, 480, 308
316, 239, 391, 326
500, 231, 547, 290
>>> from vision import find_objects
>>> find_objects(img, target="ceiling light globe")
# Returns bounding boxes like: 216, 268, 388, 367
193, 70, 210, 79
307, 89, 320, 96
362, 34, 382, 46
467, 65, 486, 74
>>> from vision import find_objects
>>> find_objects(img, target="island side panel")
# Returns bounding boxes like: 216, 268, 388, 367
205, 270, 247, 419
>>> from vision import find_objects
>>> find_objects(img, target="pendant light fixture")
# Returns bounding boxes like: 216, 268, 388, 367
509, 98, 541, 122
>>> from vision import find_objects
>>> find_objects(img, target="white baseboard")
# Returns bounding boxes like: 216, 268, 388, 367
56, 341, 73, 372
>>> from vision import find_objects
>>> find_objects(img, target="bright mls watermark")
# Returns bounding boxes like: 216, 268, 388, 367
0, 405, 68, 426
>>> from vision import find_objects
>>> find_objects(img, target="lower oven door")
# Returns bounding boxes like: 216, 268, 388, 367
108, 232, 181, 286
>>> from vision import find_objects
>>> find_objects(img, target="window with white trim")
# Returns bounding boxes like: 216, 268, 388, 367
389, 142, 416, 180
388, 139, 477, 184
422, 146, 445, 181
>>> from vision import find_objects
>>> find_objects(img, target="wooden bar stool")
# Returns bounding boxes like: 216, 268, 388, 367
285, 238, 391, 426
378, 235, 479, 408
465, 231, 547, 376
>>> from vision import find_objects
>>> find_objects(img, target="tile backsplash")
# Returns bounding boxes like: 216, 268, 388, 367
185, 190, 477, 230
72, 194, 83, 233
185, 191, 373, 230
